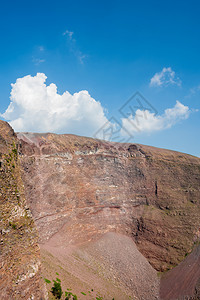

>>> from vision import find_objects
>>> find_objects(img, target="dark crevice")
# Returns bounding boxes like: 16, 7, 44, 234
155, 181, 158, 196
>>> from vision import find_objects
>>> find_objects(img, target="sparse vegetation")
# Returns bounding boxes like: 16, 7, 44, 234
44, 275, 115, 299
51, 278, 63, 299
9, 221, 17, 229
65, 291, 78, 300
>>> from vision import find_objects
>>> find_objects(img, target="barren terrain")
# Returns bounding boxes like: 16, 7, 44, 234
1, 121, 200, 299
17, 131, 200, 299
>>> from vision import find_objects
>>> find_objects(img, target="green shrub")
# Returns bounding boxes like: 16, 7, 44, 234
51, 279, 63, 299
45, 273, 115, 300
12, 148, 18, 157
65, 291, 78, 300
44, 278, 51, 284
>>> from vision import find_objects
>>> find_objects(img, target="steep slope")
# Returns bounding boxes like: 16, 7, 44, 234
18, 132, 200, 273
41, 231, 160, 299
0, 121, 46, 299
160, 243, 200, 299
1, 122, 200, 299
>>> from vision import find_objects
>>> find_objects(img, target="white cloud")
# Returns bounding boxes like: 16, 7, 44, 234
185, 84, 200, 98
63, 30, 74, 40
63, 29, 87, 64
1, 73, 194, 141
32, 58, 45, 65
1, 73, 108, 136
78, 53, 87, 64
150, 67, 181, 87
121, 100, 191, 136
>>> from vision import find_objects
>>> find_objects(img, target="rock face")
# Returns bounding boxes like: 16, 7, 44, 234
17, 132, 200, 273
0, 121, 46, 299
160, 243, 200, 299
1, 122, 200, 299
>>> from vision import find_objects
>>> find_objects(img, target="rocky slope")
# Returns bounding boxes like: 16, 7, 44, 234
160, 243, 200, 299
41, 232, 160, 299
1, 121, 200, 299
16, 131, 200, 299
0, 121, 46, 299
18, 132, 200, 271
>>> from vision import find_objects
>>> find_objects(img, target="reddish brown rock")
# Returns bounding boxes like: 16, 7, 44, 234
41, 231, 160, 299
160, 243, 200, 299
1, 121, 200, 299
0, 121, 46, 299
17, 131, 200, 274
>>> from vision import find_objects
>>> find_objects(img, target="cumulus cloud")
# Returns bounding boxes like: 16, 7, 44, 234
150, 67, 181, 87
121, 100, 191, 136
1, 73, 108, 136
1, 73, 194, 141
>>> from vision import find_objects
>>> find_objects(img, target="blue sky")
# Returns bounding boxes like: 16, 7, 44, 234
0, 0, 200, 156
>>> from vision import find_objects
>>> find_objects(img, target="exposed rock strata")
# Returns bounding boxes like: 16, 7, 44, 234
17, 132, 200, 272
0, 121, 46, 299
1, 121, 200, 299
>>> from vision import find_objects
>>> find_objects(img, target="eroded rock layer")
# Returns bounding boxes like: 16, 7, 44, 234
17, 132, 200, 272
0, 121, 46, 299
